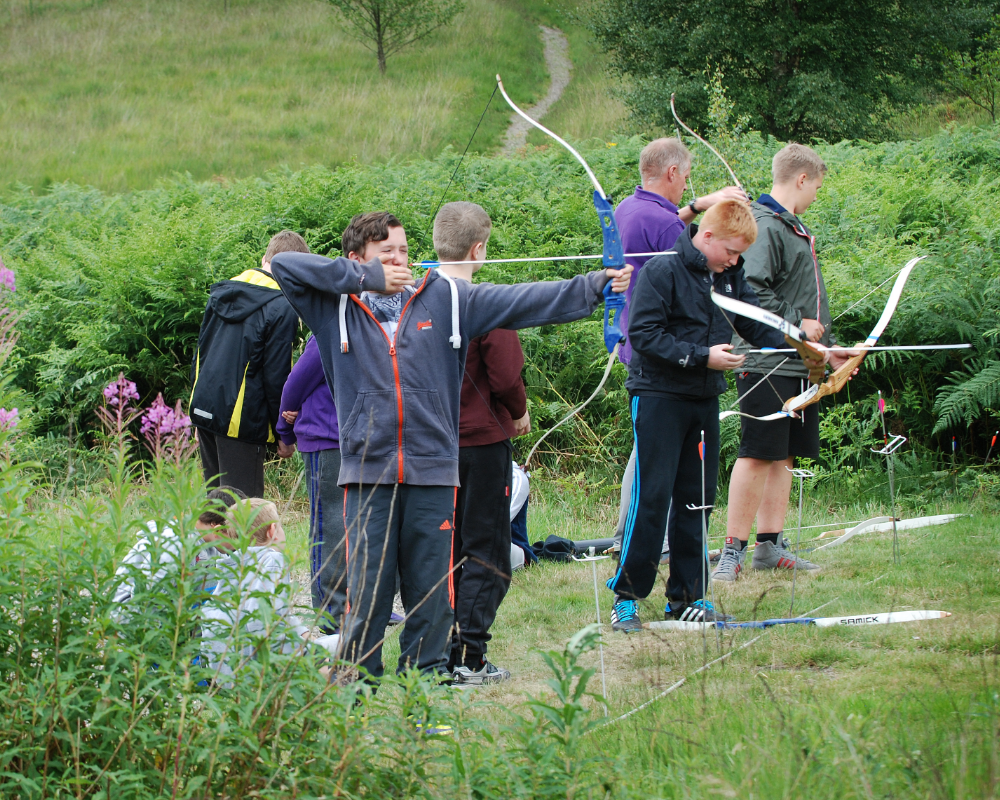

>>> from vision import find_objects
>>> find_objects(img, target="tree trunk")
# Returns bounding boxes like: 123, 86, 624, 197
375, 9, 386, 74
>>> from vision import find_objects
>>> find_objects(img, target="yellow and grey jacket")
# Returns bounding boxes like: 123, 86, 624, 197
189, 268, 298, 444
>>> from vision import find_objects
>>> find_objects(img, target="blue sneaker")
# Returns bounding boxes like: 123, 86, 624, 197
610, 598, 642, 633
667, 599, 732, 622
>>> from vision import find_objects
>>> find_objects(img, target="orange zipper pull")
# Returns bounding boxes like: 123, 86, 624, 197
389, 344, 396, 356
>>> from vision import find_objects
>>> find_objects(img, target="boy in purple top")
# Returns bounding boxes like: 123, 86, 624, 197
277, 334, 345, 633
613, 138, 747, 555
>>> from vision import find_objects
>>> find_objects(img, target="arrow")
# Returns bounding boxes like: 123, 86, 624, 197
415, 251, 675, 267
747, 343, 971, 354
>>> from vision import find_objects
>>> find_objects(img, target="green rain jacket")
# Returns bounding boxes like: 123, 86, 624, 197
732, 199, 836, 379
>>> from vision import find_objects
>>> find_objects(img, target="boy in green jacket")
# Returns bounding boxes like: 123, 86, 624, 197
715, 144, 854, 581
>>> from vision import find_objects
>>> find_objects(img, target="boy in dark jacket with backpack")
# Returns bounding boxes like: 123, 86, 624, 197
607, 200, 820, 632
270, 202, 631, 682
190, 231, 309, 497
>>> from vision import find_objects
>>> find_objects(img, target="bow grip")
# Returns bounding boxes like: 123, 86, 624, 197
603, 282, 625, 353
594, 191, 626, 353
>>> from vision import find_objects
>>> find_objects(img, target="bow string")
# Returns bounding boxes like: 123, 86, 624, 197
717, 256, 938, 420
495, 75, 628, 467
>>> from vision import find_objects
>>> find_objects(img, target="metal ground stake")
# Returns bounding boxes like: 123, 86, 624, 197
785, 466, 815, 616
872, 434, 907, 564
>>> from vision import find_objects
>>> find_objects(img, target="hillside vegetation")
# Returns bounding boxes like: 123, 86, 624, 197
3, 123, 999, 485
0, 0, 625, 192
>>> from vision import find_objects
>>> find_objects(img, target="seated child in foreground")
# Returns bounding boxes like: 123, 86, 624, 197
112, 486, 247, 607
200, 498, 335, 678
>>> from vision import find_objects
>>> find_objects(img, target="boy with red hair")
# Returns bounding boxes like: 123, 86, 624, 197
608, 200, 821, 631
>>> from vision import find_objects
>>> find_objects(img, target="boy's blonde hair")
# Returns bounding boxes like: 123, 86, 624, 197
232, 498, 283, 546
701, 200, 757, 245
639, 138, 691, 184
264, 230, 310, 263
433, 202, 492, 262
772, 143, 827, 185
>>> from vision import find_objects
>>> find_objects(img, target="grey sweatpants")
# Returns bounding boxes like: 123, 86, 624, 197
303, 448, 347, 630
614, 445, 671, 554
340, 483, 455, 681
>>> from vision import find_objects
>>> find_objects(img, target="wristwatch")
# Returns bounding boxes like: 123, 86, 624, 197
687, 199, 700, 215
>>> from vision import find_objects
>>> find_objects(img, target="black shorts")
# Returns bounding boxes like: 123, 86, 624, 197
736, 372, 820, 461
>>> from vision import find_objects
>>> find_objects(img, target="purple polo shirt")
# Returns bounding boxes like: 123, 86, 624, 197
615, 186, 686, 364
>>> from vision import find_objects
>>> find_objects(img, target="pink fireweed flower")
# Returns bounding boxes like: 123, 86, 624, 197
96, 373, 142, 442
0, 407, 18, 431
141, 393, 191, 437
0, 260, 14, 294
141, 394, 194, 464
103, 375, 140, 409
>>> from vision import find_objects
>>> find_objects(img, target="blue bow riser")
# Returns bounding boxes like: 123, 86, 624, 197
595, 191, 626, 354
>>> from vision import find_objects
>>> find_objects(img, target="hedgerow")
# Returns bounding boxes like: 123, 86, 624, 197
1, 123, 998, 475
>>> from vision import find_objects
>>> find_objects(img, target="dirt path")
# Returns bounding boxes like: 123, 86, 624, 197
501, 25, 571, 154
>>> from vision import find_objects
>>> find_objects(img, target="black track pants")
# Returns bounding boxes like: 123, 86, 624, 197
607, 393, 719, 605
303, 448, 347, 627
341, 484, 456, 681
198, 429, 265, 498
451, 441, 513, 666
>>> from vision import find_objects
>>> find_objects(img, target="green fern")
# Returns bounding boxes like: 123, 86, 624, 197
933, 360, 1000, 433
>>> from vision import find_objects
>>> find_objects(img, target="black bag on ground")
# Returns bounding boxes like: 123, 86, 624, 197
531, 535, 576, 563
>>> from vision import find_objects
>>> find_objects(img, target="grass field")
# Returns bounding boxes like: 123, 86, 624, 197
0, 0, 627, 192
274, 479, 1000, 796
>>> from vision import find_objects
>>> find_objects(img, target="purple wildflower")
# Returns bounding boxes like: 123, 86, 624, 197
141, 394, 194, 464
103, 375, 140, 409
96, 372, 142, 443
0, 261, 14, 294
140, 393, 190, 436
0, 407, 18, 431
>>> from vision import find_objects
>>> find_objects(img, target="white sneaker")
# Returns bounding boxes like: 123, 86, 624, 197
451, 659, 511, 686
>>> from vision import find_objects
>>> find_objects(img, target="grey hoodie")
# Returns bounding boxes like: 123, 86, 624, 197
270, 253, 610, 487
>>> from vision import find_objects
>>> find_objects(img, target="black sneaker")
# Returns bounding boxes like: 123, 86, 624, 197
610, 598, 642, 633
667, 599, 733, 622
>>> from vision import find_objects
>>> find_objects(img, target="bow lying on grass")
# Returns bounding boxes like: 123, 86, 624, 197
646, 609, 951, 631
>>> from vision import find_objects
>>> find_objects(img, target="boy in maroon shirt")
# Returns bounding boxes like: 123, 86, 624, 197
436, 202, 531, 685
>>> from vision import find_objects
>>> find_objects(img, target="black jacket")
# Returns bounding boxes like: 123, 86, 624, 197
626, 225, 789, 400
189, 269, 298, 444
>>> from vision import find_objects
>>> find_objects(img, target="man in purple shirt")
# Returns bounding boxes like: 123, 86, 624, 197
613, 138, 748, 555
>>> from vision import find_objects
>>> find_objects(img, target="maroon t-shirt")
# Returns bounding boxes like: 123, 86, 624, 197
459, 329, 527, 447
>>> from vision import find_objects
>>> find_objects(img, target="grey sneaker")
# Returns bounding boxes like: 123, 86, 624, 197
751, 537, 821, 572
711, 541, 747, 582
451, 659, 511, 686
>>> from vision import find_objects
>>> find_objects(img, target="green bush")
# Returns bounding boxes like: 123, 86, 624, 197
1, 123, 999, 477
0, 430, 620, 798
